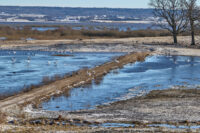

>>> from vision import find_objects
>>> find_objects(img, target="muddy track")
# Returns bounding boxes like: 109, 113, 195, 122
0, 52, 150, 113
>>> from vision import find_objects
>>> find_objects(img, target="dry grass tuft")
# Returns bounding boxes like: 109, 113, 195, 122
0, 112, 7, 124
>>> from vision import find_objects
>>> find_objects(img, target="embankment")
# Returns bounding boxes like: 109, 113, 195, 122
0, 51, 150, 114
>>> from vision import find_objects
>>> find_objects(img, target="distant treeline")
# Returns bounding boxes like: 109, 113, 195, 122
0, 25, 196, 40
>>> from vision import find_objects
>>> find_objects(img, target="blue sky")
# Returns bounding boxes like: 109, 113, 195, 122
0, 0, 149, 8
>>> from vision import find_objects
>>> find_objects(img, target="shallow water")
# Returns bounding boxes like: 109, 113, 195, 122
16, 22, 159, 32
0, 50, 123, 95
93, 123, 200, 129
31, 27, 58, 31
42, 55, 200, 111
92, 123, 134, 128
149, 124, 200, 129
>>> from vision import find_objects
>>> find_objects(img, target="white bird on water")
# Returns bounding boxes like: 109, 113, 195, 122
11, 57, 16, 64
87, 71, 92, 76
47, 61, 51, 65
115, 59, 119, 63
54, 61, 58, 66
26, 56, 31, 64
70, 50, 73, 53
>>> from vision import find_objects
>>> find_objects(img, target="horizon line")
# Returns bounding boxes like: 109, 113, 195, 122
0, 5, 151, 9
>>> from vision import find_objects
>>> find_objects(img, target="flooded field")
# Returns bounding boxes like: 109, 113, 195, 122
31, 23, 155, 31
42, 55, 200, 111
3, 22, 157, 31
0, 50, 123, 95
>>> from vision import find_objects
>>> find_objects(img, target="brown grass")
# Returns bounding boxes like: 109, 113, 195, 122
0, 75, 63, 100
0, 26, 173, 40
144, 89, 200, 99
0, 111, 6, 124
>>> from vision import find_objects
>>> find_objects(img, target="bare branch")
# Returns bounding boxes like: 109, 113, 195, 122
149, 0, 188, 44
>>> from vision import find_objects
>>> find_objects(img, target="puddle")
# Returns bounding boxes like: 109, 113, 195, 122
96, 123, 200, 129
0, 50, 123, 95
42, 55, 200, 111
99, 123, 134, 128
88, 123, 135, 128
149, 124, 200, 129
31, 27, 58, 31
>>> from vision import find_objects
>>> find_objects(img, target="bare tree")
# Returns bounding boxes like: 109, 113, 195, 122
149, 0, 188, 44
184, 0, 199, 45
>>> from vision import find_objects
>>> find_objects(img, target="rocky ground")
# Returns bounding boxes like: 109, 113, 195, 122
4, 87, 200, 132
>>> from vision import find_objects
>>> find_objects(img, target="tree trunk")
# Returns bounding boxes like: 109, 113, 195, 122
191, 30, 195, 45
172, 24, 178, 44
191, 21, 195, 45
173, 33, 178, 44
